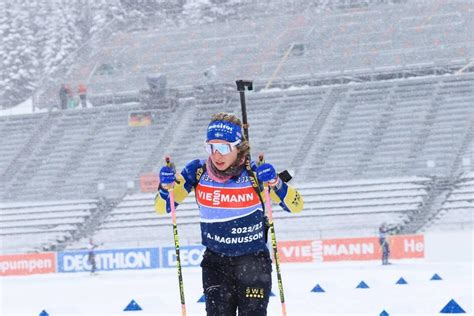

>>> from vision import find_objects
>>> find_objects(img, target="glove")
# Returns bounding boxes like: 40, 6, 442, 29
256, 163, 279, 187
159, 166, 176, 186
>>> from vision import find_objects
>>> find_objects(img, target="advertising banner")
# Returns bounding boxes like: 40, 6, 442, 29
321, 237, 381, 262
57, 247, 159, 273
1, 234, 424, 277
389, 234, 425, 259
277, 240, 315, 263
0, 253, 56, 276
319, 235, 424, 262
161, 245, 205, 268
276, 235, 424, 263
140, 173, 159, 193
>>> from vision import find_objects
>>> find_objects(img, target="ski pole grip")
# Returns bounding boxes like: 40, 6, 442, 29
236, 79, 253, 91
258, 153, 265, 166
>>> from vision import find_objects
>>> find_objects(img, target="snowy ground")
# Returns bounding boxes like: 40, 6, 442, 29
1, 260, 472, 316
0, 98, 94, 117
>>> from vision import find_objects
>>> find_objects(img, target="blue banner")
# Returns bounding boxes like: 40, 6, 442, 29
161, 245, 205, 268
57, 247, 159, 273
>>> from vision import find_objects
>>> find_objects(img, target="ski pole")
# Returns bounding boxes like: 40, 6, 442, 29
236, 79, 293, 183
237, 80, 288, 315
166, 157, 186, 316
236, 79, 253, 142
265, 187, 287, 316
259, 154, 287, 316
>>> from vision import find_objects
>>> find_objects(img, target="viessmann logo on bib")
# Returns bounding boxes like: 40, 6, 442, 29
196, 185, 260, 208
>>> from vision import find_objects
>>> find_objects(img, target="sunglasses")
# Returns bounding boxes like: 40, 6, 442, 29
205, 140, 240, 155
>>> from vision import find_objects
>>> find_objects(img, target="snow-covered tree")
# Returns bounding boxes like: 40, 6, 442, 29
0, 2, 39, 106
0, 0, 245, 107
0, 2, 10, 104
0, 0, 129, 107
183, 0, 242, 24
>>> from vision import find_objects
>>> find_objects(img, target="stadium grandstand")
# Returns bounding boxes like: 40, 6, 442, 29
0, 0, 472, 254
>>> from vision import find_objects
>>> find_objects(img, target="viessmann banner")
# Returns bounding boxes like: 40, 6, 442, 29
160, 235, 424, 266
57, 248, 160, 273
277, 235, 425, 263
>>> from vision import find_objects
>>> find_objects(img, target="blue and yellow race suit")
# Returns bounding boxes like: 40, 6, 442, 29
155, 159, 303, 257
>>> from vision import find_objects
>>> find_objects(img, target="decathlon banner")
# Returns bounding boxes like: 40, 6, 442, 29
57, 248, 160, 273
0, 252, 56, 276
161, 245, 205, 268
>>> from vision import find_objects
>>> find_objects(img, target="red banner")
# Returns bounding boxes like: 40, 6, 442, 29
275, 235, 424, 263
322, 237, 380, 261
0, 253, 56, 276
321, 235, 424, 262
278, 240, 314, 263
140, 173, 159, 193
389, 234, 425, 259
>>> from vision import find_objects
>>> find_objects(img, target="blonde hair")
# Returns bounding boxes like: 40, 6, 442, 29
210, 112, 250, 160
